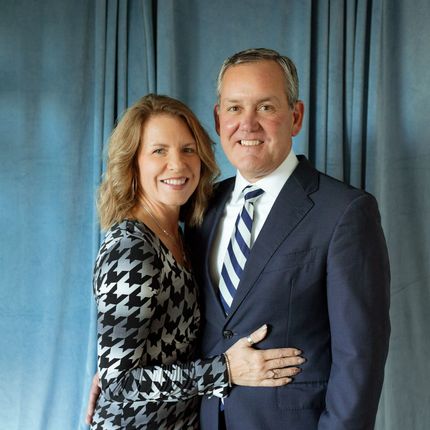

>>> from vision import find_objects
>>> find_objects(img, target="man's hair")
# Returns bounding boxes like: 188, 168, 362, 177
97, 93, 219, 230
217, 48, 299, 108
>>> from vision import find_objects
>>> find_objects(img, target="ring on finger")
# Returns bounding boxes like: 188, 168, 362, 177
246, 335, 254, 346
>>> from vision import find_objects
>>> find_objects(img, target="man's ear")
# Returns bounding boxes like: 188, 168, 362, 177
213, 104, 220, 136
291, 101, 304, 137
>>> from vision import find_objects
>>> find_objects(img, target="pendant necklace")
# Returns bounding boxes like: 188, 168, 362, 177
140, 203, 177, 242
140, 203, 187, 263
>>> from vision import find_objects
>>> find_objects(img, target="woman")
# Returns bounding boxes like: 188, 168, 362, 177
90, 94, 303, 429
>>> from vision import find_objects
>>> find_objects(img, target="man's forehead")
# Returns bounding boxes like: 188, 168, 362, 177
220, 95, 283, 104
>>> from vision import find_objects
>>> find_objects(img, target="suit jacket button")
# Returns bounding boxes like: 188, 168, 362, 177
223, 330, 233, 339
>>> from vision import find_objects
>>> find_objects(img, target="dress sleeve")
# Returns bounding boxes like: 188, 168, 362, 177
94, 228, 230, 403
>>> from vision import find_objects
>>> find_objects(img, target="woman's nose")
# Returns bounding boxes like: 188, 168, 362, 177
167, 151, 185, 170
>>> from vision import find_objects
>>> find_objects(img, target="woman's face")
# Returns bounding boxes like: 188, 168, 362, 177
136, 114, 201, 212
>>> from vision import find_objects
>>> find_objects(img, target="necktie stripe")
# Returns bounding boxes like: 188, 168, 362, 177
227, 243, 244, 276
241, 208, 253, 230
222, 255, 241, 287
219, 185, 264, 315
220, 266, 236, 298
233, 229, 249, 258
237, 215, 252, 237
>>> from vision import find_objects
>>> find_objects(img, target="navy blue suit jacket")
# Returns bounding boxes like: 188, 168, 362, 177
187, 156, 390, 430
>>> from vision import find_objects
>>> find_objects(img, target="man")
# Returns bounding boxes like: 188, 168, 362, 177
186, 48, 390, 429
86, 48, 390, 429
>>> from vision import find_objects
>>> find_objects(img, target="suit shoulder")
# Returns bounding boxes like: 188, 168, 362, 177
213, 177, 235, 196
208, 177, 235, 207
317, 171, 376, 204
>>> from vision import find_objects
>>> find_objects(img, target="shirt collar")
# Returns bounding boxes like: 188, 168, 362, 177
232, 149, 299, 202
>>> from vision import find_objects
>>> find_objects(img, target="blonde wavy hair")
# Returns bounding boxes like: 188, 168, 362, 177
97, 94, 219, 230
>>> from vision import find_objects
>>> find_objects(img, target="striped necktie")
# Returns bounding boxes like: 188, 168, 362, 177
219, 185, 264, 315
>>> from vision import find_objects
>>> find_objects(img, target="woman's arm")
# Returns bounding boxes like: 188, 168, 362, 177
94, 226, 230, 402
93, 224, 304, 405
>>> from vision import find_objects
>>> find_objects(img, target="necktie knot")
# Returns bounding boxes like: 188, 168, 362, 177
243, 185, 264, 203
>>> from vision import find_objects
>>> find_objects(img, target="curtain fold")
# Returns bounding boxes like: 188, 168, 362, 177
1, 1, 429, 429
79, 1, 156, 427
307, 0, 379, 187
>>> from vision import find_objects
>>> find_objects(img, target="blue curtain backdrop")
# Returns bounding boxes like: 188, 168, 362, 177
1, 0, 429, 429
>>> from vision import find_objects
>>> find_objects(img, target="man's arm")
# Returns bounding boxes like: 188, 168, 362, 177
319, 194, 390, 429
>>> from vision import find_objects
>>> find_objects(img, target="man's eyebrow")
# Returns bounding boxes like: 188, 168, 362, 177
223, 96, 281, 104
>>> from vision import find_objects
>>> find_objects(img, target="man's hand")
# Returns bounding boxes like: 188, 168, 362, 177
85, 373, 101, 425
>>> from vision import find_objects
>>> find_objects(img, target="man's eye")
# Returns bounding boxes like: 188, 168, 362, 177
227, 106, 239, 112
259, 105, 273, 111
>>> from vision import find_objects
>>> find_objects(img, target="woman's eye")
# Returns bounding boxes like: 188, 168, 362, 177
153, 148, 165, 154
183, 147, 196, 153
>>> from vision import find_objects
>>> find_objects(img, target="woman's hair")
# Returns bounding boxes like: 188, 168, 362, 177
97, 93, 219, 230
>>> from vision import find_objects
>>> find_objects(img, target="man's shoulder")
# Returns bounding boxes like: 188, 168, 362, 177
294, 156, 378, 215
208, 176, 235, 206
297, 155, 371, 197
214, 176, 235, 193
318, 170, 374, 202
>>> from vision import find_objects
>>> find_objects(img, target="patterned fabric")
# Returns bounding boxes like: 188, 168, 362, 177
219, 186, 264, 314
91, 220, 229, 430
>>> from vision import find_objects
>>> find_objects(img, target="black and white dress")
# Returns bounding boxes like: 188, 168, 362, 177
91, 220, 229, 430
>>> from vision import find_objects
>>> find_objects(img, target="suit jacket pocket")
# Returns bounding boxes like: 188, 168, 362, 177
262, 248, 317, 273
277, 381, 327, 410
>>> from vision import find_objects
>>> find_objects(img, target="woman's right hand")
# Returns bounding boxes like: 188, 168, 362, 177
225, 324, 304, 387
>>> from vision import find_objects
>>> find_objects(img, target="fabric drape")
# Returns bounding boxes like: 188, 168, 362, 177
1, 1, 429, 429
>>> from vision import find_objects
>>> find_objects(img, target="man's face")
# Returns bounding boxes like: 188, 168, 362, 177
215, 60, 303, 182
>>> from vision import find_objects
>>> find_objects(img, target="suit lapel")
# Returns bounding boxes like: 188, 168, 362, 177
226, 157, 318, 322
202, 180, 235, 322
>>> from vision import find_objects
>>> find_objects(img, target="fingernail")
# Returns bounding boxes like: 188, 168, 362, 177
260, 324, 267, 330
297, 357, 305, 364
295, 349, 302, 355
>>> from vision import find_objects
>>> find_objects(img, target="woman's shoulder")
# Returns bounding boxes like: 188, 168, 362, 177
105, 219, 155, 246
93, 220, 162, 297
96, 220, 159, 265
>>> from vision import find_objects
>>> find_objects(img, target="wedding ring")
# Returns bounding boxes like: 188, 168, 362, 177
246, 335, 255, 345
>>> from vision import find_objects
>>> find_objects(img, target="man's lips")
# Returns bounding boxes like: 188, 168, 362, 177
239, 139, 263, 146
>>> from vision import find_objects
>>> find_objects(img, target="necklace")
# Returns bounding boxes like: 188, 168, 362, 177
140, 203, 178, 242
140, 203, 188, 265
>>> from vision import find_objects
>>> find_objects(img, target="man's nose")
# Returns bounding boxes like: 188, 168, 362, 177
239, 110, 259, 132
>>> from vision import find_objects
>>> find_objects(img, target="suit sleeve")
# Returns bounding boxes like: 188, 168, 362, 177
94, 231, 229, 403
318, 194, 390, 429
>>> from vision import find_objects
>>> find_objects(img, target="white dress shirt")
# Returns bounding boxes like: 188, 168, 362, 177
210, 150, 299, 286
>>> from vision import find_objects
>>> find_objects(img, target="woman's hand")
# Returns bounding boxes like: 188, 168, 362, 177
225, 324, 304, 387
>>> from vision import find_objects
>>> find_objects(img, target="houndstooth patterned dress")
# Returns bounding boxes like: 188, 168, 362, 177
91, 220, 229, 429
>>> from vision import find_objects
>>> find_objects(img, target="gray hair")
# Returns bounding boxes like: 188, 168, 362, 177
216, 48, 299, 108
